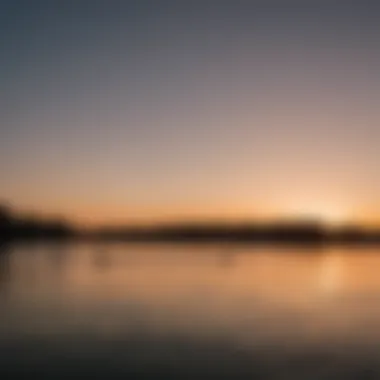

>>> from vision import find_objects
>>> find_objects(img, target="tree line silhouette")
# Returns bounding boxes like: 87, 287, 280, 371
0, 205, 73, 241
1, 203, 380, 244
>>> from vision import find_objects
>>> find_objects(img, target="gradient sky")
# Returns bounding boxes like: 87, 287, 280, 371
1, 1, 380, 225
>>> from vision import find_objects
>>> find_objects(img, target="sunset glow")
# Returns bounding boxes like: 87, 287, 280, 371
1, 2, 380, 226
3, 3, 380, 379
281, 202, 349, 226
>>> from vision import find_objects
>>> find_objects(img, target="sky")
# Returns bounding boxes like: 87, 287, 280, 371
1, 1, 380, 225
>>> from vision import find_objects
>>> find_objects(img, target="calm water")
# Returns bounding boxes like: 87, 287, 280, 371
1, 242, 380, 378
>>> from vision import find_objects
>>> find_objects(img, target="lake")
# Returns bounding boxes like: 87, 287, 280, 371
1, 242, 380, 378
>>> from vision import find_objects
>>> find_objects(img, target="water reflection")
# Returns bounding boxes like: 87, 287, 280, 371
319, 252, 343, 295
0, 242, 11, 293
217, 246, 238, 268
92, 247, 113, 271
1, 243, 380, 378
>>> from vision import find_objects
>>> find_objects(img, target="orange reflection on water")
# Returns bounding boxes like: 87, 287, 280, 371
3, 243, 380, 347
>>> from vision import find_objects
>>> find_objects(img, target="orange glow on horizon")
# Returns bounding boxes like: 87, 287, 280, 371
65, 204, 380, 229
8, 195, 380, 228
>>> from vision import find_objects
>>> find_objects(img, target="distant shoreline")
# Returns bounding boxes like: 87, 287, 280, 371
3, 229, 380, 246
3, 204, 380, 245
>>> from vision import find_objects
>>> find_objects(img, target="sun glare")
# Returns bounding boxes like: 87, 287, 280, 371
284, 202, 348, 226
